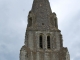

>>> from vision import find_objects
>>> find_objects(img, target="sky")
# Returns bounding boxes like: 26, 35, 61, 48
0, 0, 80, 60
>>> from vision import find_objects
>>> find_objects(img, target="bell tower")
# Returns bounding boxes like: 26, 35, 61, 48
20, 0, 70, 60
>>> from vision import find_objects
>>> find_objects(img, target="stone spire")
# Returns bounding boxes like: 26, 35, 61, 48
32, 0, 52, 13
27, 0, 58, 30
20, 0, 70, 60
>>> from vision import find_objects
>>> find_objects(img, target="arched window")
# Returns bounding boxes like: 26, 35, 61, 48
39, 35, 43, 49
47, 36, 50, 49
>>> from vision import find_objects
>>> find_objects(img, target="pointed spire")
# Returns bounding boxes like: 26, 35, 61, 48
27, 0, 59, 30
31, 0, 52, 14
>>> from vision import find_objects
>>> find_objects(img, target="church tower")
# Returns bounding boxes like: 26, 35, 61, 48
20, 0, 70, 60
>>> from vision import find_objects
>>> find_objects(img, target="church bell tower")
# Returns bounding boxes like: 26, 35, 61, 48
20, 0, 70, 60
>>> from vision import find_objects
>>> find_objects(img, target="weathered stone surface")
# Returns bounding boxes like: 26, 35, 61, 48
20, 0, 70, 60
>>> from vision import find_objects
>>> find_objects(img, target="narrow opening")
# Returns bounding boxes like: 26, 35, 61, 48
47, 36, 50, 49
25, 53, 28, 58
42, 23, 44, 25
29, 17, 32, 26
39, 35, 43, 49
54, 18, 57, 27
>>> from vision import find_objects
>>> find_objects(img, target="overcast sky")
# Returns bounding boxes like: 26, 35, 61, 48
0, 0, 80, 60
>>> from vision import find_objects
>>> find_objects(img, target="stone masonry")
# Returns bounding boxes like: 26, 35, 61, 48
20, 0, 70, 60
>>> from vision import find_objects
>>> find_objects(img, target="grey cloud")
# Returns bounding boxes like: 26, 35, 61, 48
60, 11, 80, 60
0, 0, 80, 60
73, 56, 80, 60
0, 0, 30, 60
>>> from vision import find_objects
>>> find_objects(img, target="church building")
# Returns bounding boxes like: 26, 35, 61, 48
20, 0, 70, 60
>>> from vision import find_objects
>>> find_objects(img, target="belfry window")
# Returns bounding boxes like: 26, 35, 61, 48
47, 36, 50, 49
39, 35, 43, 49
